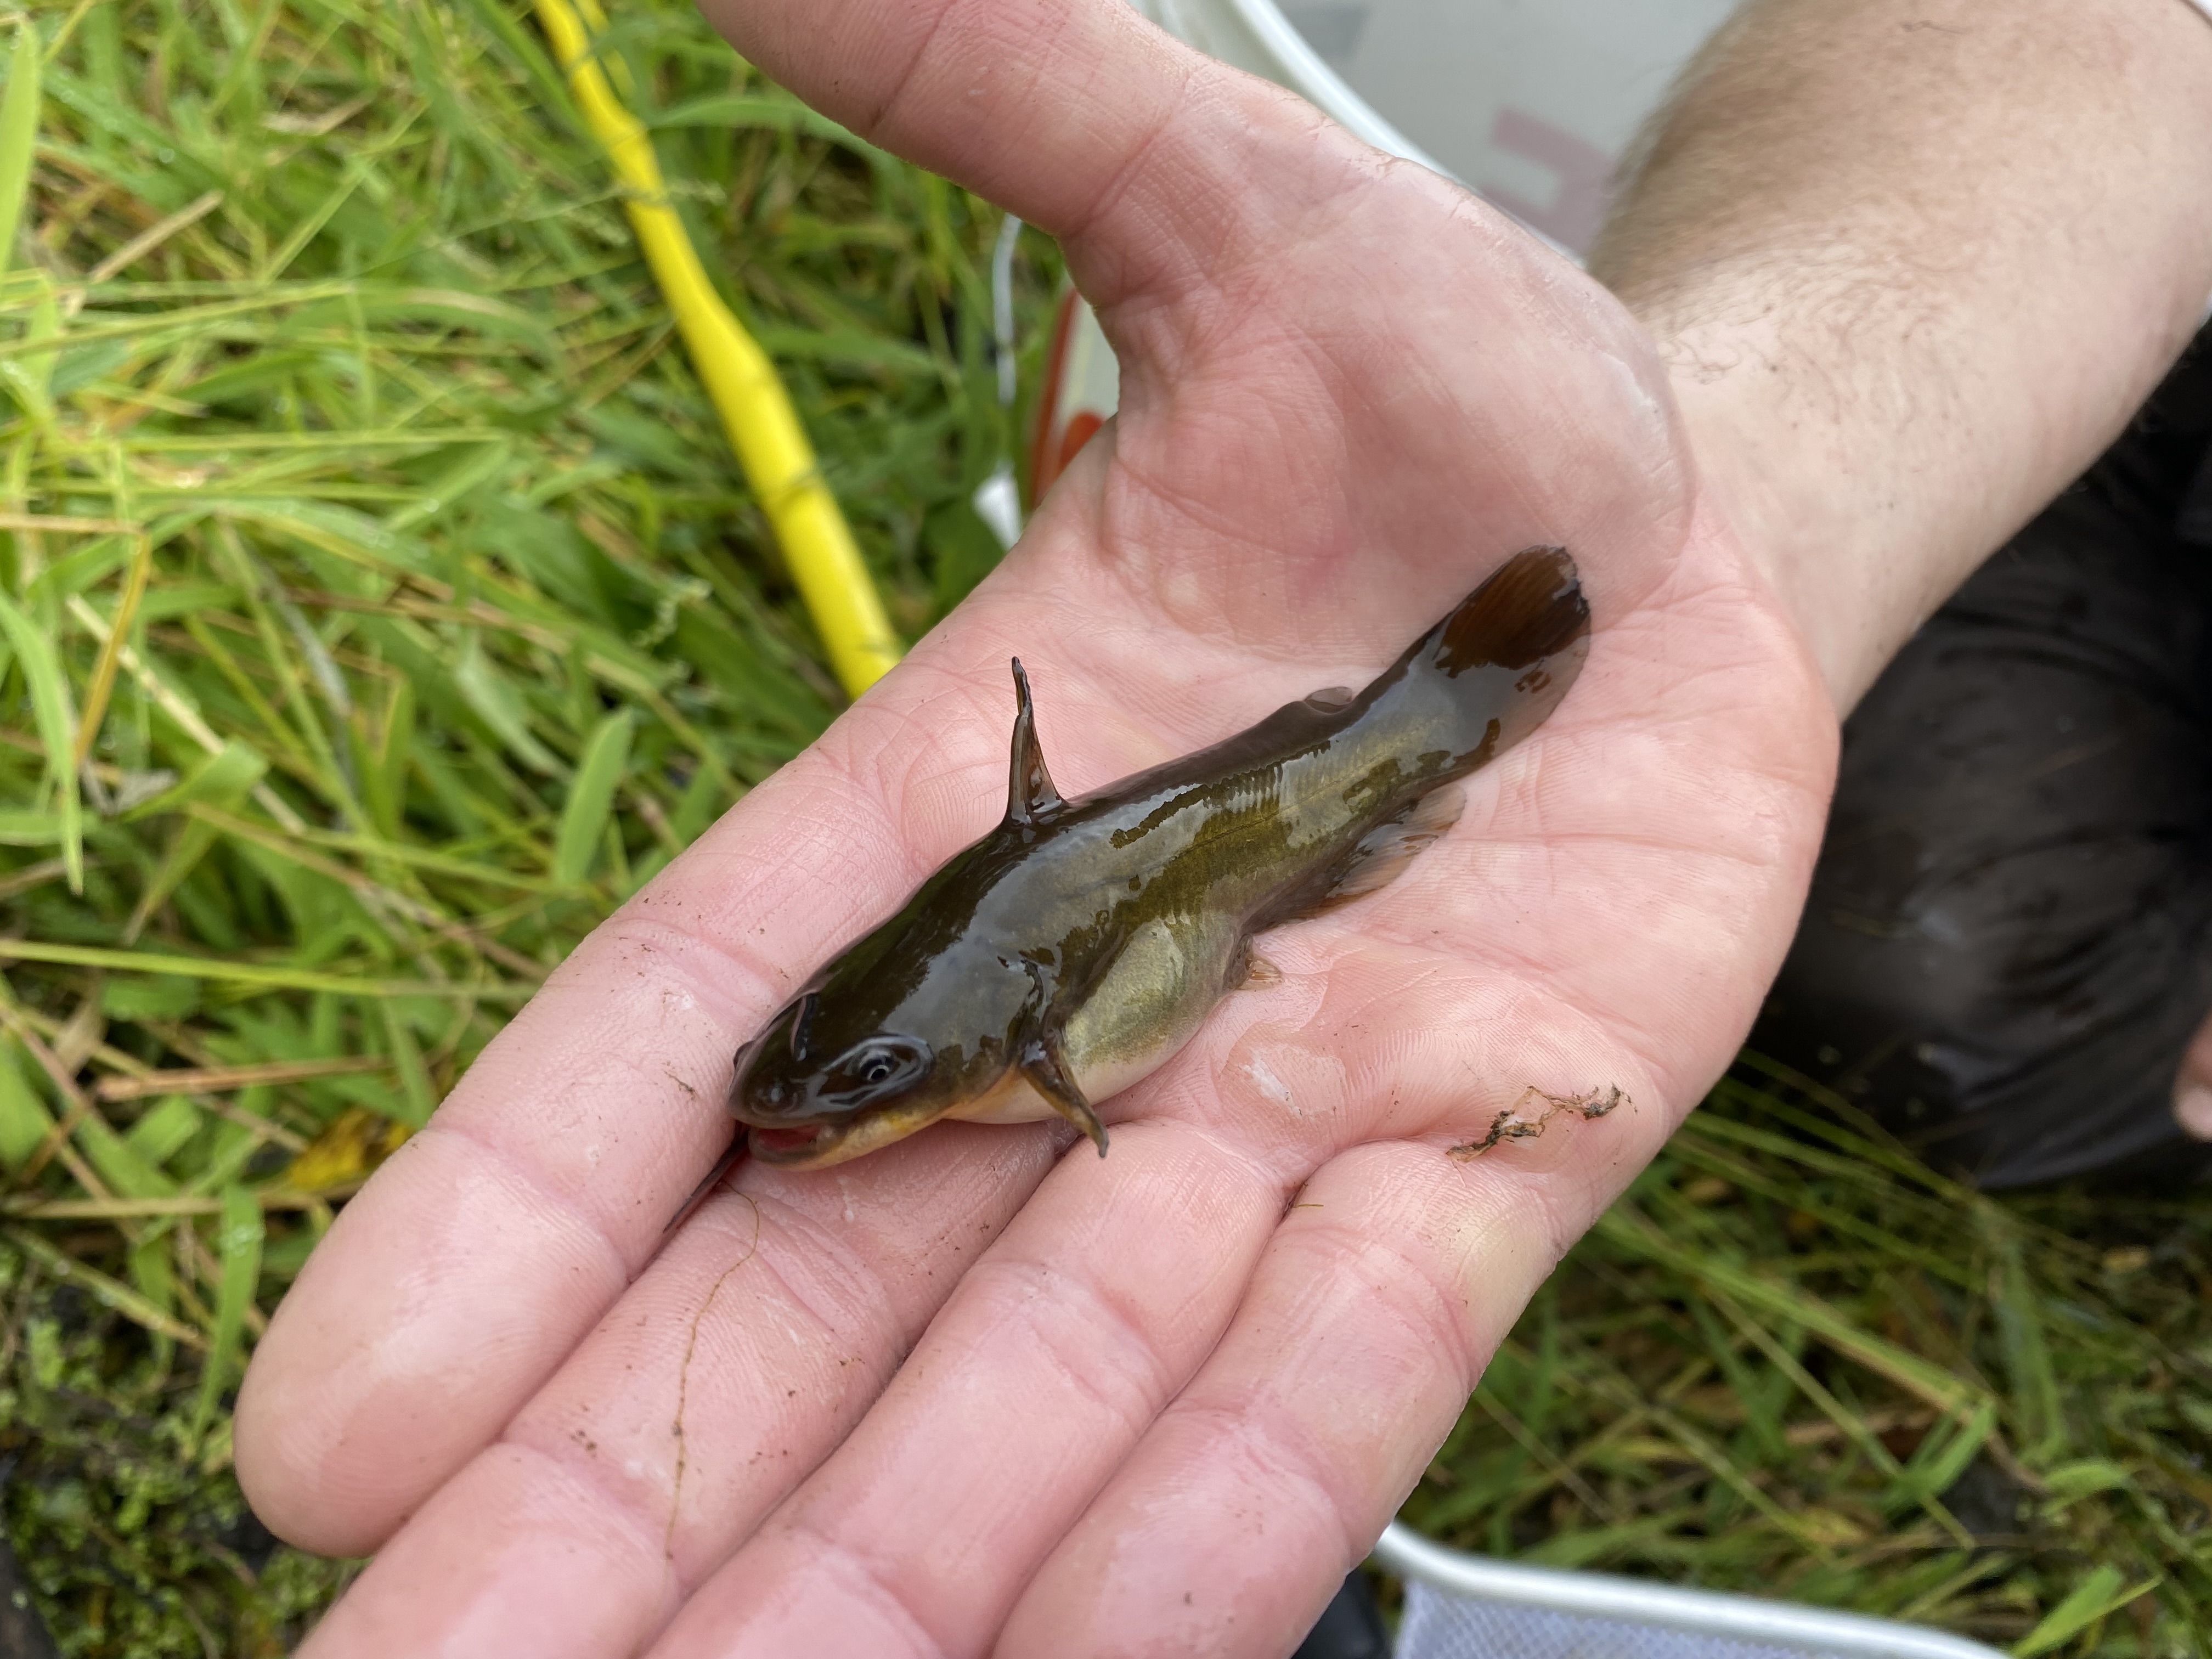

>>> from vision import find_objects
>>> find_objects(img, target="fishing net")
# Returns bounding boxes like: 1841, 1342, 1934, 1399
1394, 1582, 1827, 1659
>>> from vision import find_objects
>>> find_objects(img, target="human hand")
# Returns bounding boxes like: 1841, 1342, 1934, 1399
233, 1, 1835, 1652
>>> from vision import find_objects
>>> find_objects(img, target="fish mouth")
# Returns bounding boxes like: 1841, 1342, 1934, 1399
747, 1125, 828, 1160
742, 1103, 950, 1169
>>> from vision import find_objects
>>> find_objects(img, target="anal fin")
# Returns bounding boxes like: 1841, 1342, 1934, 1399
1297, 785, 1466, 918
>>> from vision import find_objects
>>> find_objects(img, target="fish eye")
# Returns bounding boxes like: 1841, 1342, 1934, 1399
828, 1035, 931, 1102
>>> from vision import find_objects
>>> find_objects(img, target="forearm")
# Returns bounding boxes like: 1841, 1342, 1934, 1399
1592, 0, 2212, 709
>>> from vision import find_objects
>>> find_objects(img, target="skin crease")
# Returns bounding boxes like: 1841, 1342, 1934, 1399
228, 2, 2212, 1657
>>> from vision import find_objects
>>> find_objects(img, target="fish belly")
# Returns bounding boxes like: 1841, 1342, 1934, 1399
1060, 911, 1245, 1103
942, 912, 1245, 1126
945, 1068, 1056, 1125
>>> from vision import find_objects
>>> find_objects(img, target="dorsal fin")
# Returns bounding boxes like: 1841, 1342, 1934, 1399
1005, 658, 1064, 826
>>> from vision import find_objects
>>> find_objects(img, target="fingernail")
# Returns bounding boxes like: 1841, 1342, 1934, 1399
2175, 1085, 2212, 1141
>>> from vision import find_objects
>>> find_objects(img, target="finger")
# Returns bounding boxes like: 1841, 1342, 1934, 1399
236, 665, 1042, 1553
2175, 1005, 2212, 1139
698, 0, 1249, 261
293, 1122, 1062, 1658
997, 1137, 1600, 1658
636, 1118, 1291, 1659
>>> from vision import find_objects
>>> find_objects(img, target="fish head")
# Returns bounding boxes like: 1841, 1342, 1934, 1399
729, 935, 1036, 1169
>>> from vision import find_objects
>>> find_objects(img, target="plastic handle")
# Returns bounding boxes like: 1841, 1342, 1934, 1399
534, 0, 903, 697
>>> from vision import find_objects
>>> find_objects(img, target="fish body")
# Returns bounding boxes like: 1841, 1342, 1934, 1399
729, 546, 1590, 1168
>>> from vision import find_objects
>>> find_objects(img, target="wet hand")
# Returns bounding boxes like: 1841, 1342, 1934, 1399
234, 1, 1836, 1652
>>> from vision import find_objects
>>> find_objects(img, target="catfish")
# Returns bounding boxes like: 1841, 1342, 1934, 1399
720, 546, 1589, 1171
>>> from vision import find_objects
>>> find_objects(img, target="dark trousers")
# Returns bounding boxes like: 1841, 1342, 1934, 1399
1757, 327, 2212, 1187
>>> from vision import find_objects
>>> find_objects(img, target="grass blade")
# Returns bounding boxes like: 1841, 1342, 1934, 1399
4, 1223, 204, 1350
2011, 1564, 2154, 1657
72, 530, 155, 768
0, 939, 532, 1000
1595, 1204, 1988, 1417
0, 587, 81, 892
555, 707, 633, 884
0, 1031, 53, 1168
379, 1001, 437, 1129
0, 19, 39, 280
1979, 1205, 2066, 1460
188, 1186, 263, 1443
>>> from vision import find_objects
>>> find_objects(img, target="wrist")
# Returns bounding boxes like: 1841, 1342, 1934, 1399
1644, 257, 2211, 713
1594, 0, 2212, 712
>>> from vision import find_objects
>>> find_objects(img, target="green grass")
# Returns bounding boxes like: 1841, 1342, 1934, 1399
0, 0, 1039, 1649
1402, 1061, 2211, 1655
0, 1, 2204, 1656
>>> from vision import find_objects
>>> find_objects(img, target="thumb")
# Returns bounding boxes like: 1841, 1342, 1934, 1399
695, 0, 1391, 310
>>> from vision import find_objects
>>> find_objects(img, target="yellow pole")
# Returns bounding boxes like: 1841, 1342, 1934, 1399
533, 0, 902, 697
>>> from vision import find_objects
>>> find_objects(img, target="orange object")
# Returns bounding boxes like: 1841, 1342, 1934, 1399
1028, 288, 1120, 506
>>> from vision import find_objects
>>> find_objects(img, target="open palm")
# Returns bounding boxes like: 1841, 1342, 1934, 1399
236, 1, 1837, 1653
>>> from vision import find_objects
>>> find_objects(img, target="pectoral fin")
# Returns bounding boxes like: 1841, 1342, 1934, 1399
1019, 1030, 1109, 1157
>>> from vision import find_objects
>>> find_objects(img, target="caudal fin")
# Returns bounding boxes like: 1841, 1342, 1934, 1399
1435, 546, 1588, 676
